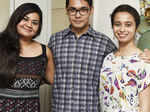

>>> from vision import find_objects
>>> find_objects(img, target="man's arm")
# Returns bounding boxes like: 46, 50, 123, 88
139, 85, 150, 112
139, 49, 150, 63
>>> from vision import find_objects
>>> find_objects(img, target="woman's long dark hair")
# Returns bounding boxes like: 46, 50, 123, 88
0, 3, 42, 88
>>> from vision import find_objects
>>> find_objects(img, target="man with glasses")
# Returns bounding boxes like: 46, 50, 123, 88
49, 0, 150, 112
48, 0, 117, 112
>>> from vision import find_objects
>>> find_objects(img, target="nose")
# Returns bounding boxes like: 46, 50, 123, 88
26, 20, 32, 27
75, 11, 81, 17
120, 25, 126, 32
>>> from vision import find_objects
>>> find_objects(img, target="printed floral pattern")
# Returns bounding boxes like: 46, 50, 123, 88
99, 53, 150, 112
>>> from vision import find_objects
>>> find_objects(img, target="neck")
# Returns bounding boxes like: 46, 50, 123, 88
71, 24, 89, 38
116, 41, 141, 56
19, 38, 34, 47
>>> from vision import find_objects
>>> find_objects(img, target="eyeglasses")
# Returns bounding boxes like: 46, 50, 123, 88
67, 7, 90, 16
22, 16, 40, 26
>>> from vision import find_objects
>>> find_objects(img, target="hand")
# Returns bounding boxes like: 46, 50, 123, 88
139, 48, 150, 63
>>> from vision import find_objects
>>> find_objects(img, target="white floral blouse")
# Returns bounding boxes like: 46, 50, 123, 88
99, 53, 150, 112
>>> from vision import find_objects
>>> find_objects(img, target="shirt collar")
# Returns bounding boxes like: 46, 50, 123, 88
62, 26, 72, 38
62, 25, 96, 40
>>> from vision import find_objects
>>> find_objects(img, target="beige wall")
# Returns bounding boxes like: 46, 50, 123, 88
52, 0, 69, 34
0, 0, 9, 31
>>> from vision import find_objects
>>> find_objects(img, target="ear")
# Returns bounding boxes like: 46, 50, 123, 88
66, 8, 69, 16
90, 6, 94, 15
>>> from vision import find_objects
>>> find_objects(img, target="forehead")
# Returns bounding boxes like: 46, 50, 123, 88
25, 12, 40, 20
114, 12, 135, 22
68, 0, 89, 8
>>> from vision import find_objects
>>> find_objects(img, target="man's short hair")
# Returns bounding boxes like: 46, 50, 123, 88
66, 0, 93, 8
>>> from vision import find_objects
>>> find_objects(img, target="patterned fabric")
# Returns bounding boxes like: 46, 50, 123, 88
12, 78, 41, 89
0, 97, 39, 112
99, 53, 150, 112
48, 26, 117, 112
0, 89, 39, 112
11, 44, 47, 89
0, 44, 47, 112
16, 50, 47, 76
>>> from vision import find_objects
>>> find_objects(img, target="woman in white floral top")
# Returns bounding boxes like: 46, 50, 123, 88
99, 4, 150, 112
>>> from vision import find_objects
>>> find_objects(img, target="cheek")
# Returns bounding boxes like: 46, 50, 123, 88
113, 27, 118, 34
33, 26, 39, 32
16, 22, 21, 28
68, 15, 74, 20
113, 29, 119, 38
16, 24, 22, 32
83, 15, 90, 21
128, 28, 136, 36
17, 21, 24, 27
131, 28, 136, 33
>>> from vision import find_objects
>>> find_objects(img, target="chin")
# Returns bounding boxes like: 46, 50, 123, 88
20, 34, 34, 39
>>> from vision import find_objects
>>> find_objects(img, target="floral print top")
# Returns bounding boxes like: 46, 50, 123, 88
99, 53, 150, 112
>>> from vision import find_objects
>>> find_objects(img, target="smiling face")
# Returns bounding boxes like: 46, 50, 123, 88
17, 12, 40, 40
66, 0, 93, 32
113, 12, 137, 44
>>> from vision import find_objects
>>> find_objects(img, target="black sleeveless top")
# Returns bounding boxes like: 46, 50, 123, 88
11, 44, 47, 90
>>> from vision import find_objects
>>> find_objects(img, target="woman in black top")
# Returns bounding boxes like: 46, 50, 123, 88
0, 3, 54, 112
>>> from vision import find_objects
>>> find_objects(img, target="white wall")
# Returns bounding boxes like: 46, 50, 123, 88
93, 0, 140, 45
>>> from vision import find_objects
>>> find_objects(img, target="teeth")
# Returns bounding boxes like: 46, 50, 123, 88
118, 34, 127, 37
119, 35, 126, 37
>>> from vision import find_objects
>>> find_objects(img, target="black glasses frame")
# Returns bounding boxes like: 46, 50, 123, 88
67, 7, 90, 16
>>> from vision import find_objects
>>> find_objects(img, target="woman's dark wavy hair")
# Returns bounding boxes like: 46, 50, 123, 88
0, 3, 42, 88
66, 0, 93, 8
111, 4, 140, 29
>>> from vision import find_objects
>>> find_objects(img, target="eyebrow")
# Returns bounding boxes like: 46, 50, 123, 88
68, 6, 89, 9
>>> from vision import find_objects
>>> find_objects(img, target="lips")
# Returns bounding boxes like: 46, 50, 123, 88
23, 26, 33, 32
118, 33, 128, 38
119, 35, 126, 38
73, 20, 83, 24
